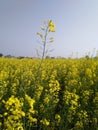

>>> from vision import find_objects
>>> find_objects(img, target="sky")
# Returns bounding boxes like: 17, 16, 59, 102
0, 0, 98, 58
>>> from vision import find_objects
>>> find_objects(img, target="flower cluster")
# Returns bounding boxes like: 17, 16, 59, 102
48, 20, 55, 32
2, 95, 25, 130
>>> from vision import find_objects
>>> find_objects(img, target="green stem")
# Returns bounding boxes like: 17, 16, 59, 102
36, 25, 49, 130
42, 26, 49, 60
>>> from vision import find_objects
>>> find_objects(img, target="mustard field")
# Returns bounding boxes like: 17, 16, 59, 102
0, 57, 98, 130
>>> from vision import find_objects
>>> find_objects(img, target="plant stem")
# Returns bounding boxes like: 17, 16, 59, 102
42, 26, 49, 60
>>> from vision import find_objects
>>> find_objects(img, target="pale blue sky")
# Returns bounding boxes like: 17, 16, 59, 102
0, 0, 98, 58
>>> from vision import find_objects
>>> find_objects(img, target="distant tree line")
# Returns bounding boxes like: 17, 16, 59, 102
1, 52, 98, 59
0, 53, 3, 57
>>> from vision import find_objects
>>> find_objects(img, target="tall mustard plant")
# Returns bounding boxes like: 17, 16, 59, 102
35, 20, 56, 129
35, 20, 56, 84
37, 20, 55, 59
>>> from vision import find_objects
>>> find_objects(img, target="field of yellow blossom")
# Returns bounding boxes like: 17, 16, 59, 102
0, 57, 98, 130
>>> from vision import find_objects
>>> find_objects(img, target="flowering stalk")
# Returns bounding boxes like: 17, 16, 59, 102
36, 20, 55, 129
37, 20, 55, 59
35, 20, 56, 78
